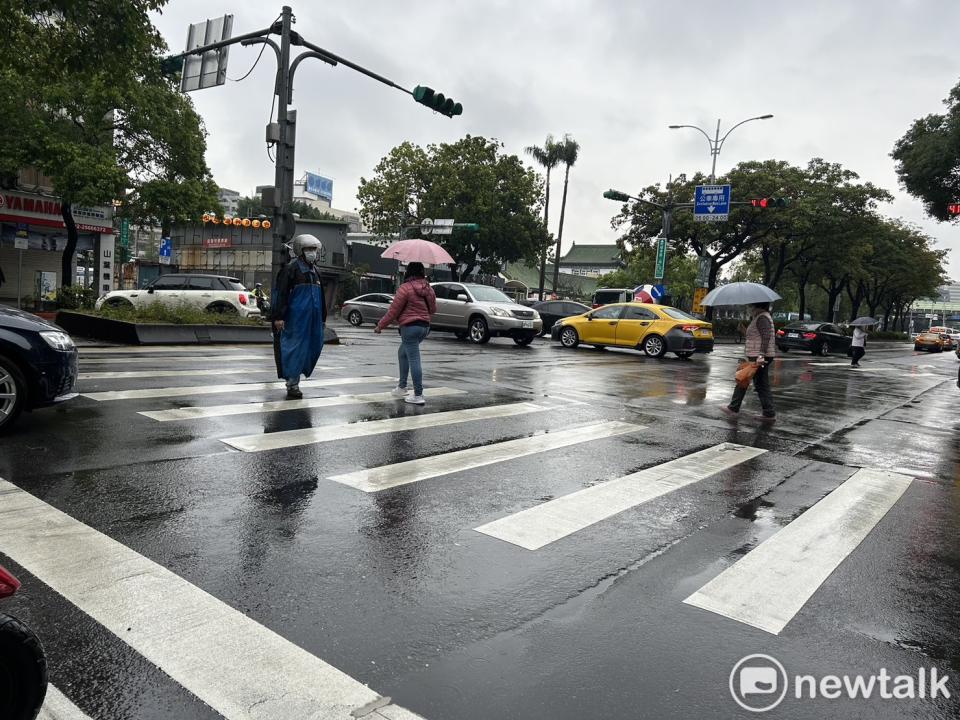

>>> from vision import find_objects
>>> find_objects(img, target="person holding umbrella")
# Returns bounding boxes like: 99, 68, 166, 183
701, 283, 781, 422
849, 317, 876, 367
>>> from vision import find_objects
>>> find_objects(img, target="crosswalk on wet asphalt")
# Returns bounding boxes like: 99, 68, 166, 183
5, 340, 959, 720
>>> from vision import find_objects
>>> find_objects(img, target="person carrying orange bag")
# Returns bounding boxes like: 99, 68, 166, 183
724, 302, 776, 421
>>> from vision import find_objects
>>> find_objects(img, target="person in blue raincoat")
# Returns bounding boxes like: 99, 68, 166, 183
272, 234, 327, 399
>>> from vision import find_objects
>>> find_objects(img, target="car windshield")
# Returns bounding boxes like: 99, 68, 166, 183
469, 286, 512, 303
659, 307, 697, 321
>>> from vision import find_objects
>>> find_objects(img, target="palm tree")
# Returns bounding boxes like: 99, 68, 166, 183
525, 135, 561, 300
551, 134, 580, 293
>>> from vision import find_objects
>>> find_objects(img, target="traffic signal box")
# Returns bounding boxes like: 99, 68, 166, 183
412, 86, 463, 117
749, 198, 791, 208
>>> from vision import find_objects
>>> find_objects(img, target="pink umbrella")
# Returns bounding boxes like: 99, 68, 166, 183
380, 238, 455, 265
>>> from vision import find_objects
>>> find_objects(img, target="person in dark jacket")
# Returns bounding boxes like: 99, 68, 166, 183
724, 302, 777, 421
272, 234, 327, 399
374, 262, 437, 405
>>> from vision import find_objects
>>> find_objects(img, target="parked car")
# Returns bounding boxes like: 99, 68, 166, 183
531, 300, 591, 336
591, 288, 634, 308
95, 274, 261, 318
341, 293, 394, 327
430, 282, 542, 345
776, 322, 852, 356
914, 331, 945, 352
551, 302, 714, 358
0, 306, 78, 433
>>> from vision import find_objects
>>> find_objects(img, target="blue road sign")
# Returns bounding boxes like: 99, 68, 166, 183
159, 237, 173, 265
694, 184, 731, 222
651, 284, 666, 300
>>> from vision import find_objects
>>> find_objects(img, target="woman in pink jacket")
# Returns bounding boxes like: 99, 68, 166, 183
374, 262, 438, 405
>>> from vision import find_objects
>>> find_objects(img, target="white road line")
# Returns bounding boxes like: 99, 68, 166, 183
683, 467, 913, 635
82, 376, 394, 401
0, 478, 424, 720
221, 402, 551, 452
80, 355, 265, 364
141, 388, 468, 421
330, 421, 643, 493
78, 344, 271, 355
38, 685, 93, 720
79, 368, 276, 380
476, 443, 766, 550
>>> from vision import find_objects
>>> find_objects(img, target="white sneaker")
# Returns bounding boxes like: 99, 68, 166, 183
405, 394, 425, 405
390, 386, 408, 398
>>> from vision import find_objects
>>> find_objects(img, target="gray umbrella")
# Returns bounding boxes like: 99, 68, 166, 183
850, 317, 878, 326
700, 282, 782, 307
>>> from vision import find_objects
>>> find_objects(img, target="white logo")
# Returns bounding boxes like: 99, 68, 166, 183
730, 654, 788, 712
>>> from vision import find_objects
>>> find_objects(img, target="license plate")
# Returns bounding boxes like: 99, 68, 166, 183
521, 321, 533, 329
788, 333, 799, 338
696, 329, 711, 337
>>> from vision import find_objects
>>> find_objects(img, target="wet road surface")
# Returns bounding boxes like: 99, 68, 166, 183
2, 328, 959, 719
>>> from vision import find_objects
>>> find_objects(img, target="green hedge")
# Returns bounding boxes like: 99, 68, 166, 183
86, 303, 262, 326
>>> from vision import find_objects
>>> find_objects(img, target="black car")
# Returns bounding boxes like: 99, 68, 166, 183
0, 306, 79, 432
776, 321, 851, 356
531, 300, 591, 336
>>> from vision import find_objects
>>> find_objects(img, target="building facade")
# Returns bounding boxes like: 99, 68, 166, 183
217, 187, 240, 216
558, 243, 622, 277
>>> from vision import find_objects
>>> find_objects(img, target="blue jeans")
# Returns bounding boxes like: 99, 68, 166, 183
398, 324, 430, 395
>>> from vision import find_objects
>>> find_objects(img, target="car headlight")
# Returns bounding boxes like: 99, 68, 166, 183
530, 310, 541, 320
490, 307, 511, 318
40, 331, 75, 351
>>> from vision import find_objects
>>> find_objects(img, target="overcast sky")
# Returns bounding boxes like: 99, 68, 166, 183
151, 0, 960, 277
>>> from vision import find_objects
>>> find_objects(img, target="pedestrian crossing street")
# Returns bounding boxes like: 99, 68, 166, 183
7, 344, 929, 719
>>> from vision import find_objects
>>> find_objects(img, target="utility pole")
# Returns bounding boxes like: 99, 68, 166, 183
271, 6, 295, 282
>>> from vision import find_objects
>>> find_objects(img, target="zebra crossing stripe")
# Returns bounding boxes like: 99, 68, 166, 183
0, 478, 424, 720
82, 376, 394, 401
475, 443, 766, 550
683, 467, 913, 635
78, 344, 268, 355
330, 421, 643, 493
79, 368, 277, 380
38, 685, 93, 720
80, 355, 264, 364
140, 387, 468, 421
220, 402, 551, 452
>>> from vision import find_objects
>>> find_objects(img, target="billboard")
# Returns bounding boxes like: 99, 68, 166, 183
305, 172, 333, 202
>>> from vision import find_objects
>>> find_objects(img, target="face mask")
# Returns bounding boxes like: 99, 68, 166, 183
303, 250, 318, 262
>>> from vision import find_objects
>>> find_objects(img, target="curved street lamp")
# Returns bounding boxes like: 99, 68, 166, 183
669, 115, 774, 182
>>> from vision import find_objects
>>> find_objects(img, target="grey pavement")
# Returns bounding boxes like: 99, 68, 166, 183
1, 330, 958, 720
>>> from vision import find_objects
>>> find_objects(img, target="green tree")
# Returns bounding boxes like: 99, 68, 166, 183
358, 136, 547, 277
551, 134, 580, 293
892, 79, 960, 222
525, 135, 562, 299
0, 0, 216, 285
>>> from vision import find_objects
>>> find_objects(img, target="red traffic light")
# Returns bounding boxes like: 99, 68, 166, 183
750, 198, 772, 208
948, 203, 960, 215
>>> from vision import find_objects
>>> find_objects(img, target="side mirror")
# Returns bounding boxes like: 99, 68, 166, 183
456, 293, 469, 302
586, 314, 593, 321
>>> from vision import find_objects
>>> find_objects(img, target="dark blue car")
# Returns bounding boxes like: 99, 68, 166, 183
0, 306, 78, 432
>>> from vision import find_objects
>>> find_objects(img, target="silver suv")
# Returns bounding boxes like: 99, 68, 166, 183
431, 282, 542, 345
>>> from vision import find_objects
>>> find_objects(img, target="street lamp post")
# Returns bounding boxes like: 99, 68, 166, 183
668, 115, 773, 182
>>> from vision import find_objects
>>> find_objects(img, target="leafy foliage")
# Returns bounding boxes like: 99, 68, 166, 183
358, 136, 548, 276
91, 302, 262, 326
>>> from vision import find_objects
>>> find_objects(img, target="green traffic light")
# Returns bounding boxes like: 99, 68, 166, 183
603, 190, 631, 202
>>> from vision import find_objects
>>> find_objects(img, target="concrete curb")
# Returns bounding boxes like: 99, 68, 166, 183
55, 311, 339, 346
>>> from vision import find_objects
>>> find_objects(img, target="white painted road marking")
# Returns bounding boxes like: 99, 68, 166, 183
683, 467, 913, 635
79, 368, 279, 380
330, 421, 644, 492
221, 402, 551, 452
38, 685, 93, 720
82, 376, 394, 401
0, 478, 424, 720
80, 355, 266, 364
141, 387, 468, 421
476, 443, 767, 550
78, 344, 272, 355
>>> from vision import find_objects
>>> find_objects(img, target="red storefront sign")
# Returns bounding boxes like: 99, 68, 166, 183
0, 190, 114, 234
203, 237, 232, 248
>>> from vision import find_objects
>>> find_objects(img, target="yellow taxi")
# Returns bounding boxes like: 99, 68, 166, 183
914, 331, 945, 353
550, 302, 714, 358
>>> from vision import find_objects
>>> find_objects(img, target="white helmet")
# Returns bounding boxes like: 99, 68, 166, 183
292, 234, 322, 256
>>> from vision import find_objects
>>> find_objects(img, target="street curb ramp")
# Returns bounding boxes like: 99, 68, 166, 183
54, 311, 340, 346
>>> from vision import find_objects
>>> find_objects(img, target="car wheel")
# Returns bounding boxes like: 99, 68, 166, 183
914, 345, 921, 351
104, 297, 133, 309
454, 330, 468, 341
676, 352, 693, 359
513, 335, 534, 347
347, 310, 363, 327
779, 346, 790, 353
468, 317, 491, 344
642, 334, 666, 358
560, 327, 580, 348
818, 341, 831, 357
0, 611, 48, 718
206, 302, 237, 315
0, 355, 27, 434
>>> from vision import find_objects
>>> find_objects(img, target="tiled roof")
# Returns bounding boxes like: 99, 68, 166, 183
560, 243, 621, 265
